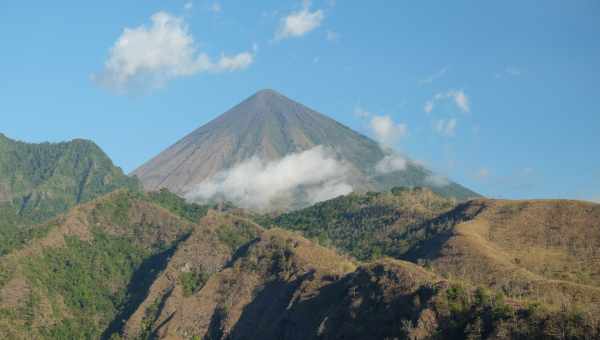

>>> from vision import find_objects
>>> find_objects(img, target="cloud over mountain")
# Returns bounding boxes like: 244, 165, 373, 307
185, 146, 352, 210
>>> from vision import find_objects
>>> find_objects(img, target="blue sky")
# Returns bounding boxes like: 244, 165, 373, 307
1, 1, 599, 201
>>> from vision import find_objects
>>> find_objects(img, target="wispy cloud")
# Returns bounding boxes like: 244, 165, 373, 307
434, 118, 457, 137
424, 90, 470, 114
184, 1, 193, 10
93, 11, 253, 93
419, 67, 447, 85
185, 146, 352, 210
275, 1, 324, 40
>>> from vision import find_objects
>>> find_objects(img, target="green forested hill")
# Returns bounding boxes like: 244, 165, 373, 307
0, 134, 140, 254
259, 187, 457, 260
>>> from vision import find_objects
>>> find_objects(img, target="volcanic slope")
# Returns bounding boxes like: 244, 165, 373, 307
132, 89, 478, 208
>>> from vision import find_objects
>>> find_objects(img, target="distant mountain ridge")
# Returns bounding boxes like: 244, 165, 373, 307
0, 133, 140, 254
133, 89, 478, 208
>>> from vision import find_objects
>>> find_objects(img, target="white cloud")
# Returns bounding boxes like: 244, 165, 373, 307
185, 146, 352, 210
276, 2, 324, 40
326, 30, 339, 41
424, 90, 470, 114
419, 67, 447, 85
375, 154, 407, 174
425, 174, 450, 187
93, 11, 253, 92
434, 118, 457, 137
369, 115, 408, 145
184, 2, 193, 10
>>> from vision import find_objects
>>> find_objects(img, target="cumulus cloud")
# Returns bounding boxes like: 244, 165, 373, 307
185, 146, 352, 210
375, 154, 407, 174
93, 11, 253, 92
425, 174, 450, 187
276, 2, 324, 40
424, 90, 470, 114
434, 118, 457, 137
369, 115, 408, 145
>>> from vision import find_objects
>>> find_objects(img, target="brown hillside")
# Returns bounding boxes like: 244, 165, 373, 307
410, 198, 600, 308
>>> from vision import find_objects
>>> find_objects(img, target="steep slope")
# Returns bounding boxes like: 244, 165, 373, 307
122, 225, 600, 340
0, 190, 207, 339
0, 134, 140, 254
132, 89, 478, 207
406, 198, 600, 308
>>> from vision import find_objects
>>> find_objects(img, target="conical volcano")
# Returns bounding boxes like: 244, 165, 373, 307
132, 89, 478, 208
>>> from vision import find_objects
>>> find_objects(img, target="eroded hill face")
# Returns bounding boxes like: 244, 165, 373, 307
122, 226, 600, 340
0, 188, 598, 339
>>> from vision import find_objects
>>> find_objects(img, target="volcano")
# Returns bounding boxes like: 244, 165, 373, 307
132, 89, 478, 208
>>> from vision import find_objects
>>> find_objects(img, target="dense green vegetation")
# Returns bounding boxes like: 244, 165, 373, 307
146, 188, 209, 223
0, 134, 140, 255
260, 187, 456, 260
24, 232, 150, 338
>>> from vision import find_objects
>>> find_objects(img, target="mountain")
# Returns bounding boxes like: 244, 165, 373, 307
133, 89, 478, 209
123, 218, 598, 340
0, 134, 140, 254
0, 187, 597, 339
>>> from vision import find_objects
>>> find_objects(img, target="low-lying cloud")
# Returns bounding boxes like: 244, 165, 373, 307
425, 174, 450, 187
185, 146, 352, 210
93, 11, 253, 92
375, 154, 407, 174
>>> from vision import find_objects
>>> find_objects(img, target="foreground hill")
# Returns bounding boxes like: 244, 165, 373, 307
123, 224, 598, 340
0, 134, 140, 254
0, 189, 229, 339
0, 187, 598, 339
133, 89, 478, 209
406, 198, 600, 309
